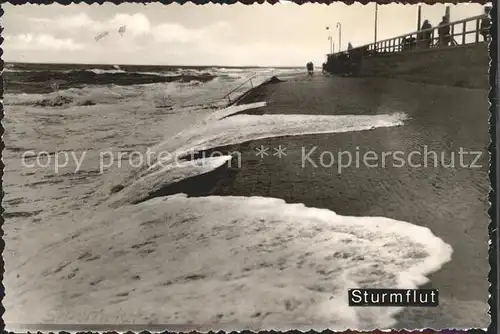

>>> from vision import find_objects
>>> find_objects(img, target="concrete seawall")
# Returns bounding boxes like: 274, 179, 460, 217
359, 43, 489, 89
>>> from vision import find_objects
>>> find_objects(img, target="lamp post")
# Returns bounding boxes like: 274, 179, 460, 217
326, 26, 334, 54
328, 36, 334, 54
374, 3, 378, 44
417, 4, 422, 31
336, 22, 342, 52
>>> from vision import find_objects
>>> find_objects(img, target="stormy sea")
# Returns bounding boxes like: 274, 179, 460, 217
3, 62, 453, 330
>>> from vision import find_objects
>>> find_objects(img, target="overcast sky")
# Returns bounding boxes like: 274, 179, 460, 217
2, 2, 486, 66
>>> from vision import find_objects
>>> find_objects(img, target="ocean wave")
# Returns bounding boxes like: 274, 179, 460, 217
80, 68, 127, 75
4, 194, 452, 328
107, 155, 233, 207
82, 68, 214, 78
7, 90, 121, 108
4, 68, 217, 94
4, 74, 258, 109
216, 67, 247, 73
3, 68, 27, 73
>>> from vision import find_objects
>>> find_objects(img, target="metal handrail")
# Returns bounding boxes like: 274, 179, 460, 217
222, 73, 258, 103
331, 14, 488, 57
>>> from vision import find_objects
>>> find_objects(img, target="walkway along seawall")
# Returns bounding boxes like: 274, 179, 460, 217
326, 13, 489, 89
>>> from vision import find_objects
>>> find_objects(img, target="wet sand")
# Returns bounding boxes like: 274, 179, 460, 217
203, 74, 490, 328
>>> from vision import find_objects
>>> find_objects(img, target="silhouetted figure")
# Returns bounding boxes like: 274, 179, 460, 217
322, 62, 327, 74
438, 16, 451, 47
347, 42, 353, 51
306, 62, 314, 76
420, 20, 432, 48
480, 6, 491, 42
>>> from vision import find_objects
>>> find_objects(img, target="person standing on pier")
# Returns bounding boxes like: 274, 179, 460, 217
438, 16, 451, 47
420, 20, 432, 48
480, 6, 491, 42
306, 62, 314, 76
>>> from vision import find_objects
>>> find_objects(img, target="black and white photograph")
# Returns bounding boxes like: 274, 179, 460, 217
1, 1, 491, 331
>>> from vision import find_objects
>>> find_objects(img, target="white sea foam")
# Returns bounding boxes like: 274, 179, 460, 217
3, 194, 453, 329
107, 155, 233, 207
86, 68, 127, 74
146, 101, 268, 144
108, 102, 407, 205
134, 104, 407, 183
170, 112, 408, 155
217, 67, 246, 72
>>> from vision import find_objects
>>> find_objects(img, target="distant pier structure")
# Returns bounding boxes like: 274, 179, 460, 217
325, 10, 490, 76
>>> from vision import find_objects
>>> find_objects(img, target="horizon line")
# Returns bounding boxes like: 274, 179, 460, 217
4, 60, 304, 69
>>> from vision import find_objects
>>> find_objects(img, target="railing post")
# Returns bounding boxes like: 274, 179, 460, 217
450, 23, 455, 45
475, 18, 480, 43
462, 22, 466, 45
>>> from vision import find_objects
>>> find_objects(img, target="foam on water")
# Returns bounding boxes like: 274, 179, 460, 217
3, 194, 453, 329
84, 68, 127, 75
107, 155, 233, 207
162, 111, 408, 155
117, 102, 407, 195
152, 104, 407, 156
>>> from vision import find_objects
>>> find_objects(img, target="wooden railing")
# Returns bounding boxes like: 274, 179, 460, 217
222, 74, 258, 104
332, 14, 489, 57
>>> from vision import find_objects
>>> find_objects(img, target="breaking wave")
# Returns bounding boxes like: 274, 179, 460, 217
4, 68, 217, 94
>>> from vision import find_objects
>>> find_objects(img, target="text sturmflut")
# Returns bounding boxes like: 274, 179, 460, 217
348, 289, 439, 307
